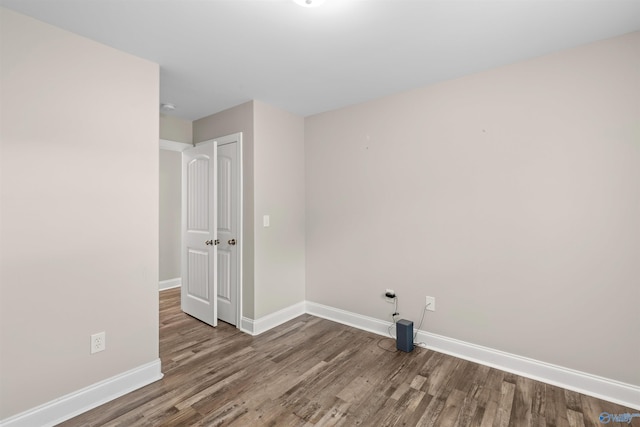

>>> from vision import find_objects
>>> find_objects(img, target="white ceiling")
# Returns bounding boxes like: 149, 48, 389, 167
2, 0, 639, 120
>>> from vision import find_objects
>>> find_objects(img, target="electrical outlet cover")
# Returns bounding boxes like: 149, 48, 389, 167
91, 332, 106, 354
425, 296, 435, 311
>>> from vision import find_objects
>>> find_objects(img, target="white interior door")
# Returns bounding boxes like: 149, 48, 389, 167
216, 139, 239, 325
181, 141, 217, 326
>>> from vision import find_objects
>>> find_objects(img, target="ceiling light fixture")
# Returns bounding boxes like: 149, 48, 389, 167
160, 103, 176, 112
293, 0, 325, 8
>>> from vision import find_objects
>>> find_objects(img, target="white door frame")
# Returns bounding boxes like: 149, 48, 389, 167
159, 139, 191, 152
159, 133, 243, 328
211, 132, 243, 328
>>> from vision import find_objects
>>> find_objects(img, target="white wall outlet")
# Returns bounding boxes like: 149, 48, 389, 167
385, 289, 395, 299
425, 296, 435, 311
91, 331, 106, 354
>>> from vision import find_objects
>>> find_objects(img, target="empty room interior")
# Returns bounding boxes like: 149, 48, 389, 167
1, 1, 639, 426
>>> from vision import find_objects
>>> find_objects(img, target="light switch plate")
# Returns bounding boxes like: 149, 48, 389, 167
263, 215, 270, 227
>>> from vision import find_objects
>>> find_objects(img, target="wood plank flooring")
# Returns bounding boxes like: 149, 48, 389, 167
59, 288, 638, 426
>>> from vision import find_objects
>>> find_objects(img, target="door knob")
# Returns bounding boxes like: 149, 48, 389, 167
228, 238, 236, 246
205, 239, 220, 246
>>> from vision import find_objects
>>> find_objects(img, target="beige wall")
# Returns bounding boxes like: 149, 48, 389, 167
3, 7, 632, 419
254, 101, 306, 318
160, 114, 192, 144
194, 101, 255, 318
305, 32, 640, 385
0, 8, 160, 419
159, 150, 182, 281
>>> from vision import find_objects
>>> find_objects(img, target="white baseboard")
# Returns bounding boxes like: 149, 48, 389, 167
239, 317, 255, 335
240, 301, 306, 336
306, 301, 640, 411
6, 300, 635, 427
306, 301, 392, 337
0, 359, 163, 427
159, 278, 181, 291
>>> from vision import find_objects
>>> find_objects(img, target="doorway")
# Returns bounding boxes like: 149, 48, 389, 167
159, 132, 243, 327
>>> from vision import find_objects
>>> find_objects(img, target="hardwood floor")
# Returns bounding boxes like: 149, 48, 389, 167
59, 288, 638, 426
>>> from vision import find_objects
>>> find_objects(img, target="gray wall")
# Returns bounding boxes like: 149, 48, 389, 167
160, 113, 193, 144
159, 150, 182, 282
0, 8, 160, 418
305, 32, 640, 386
158, 114, 192, 283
